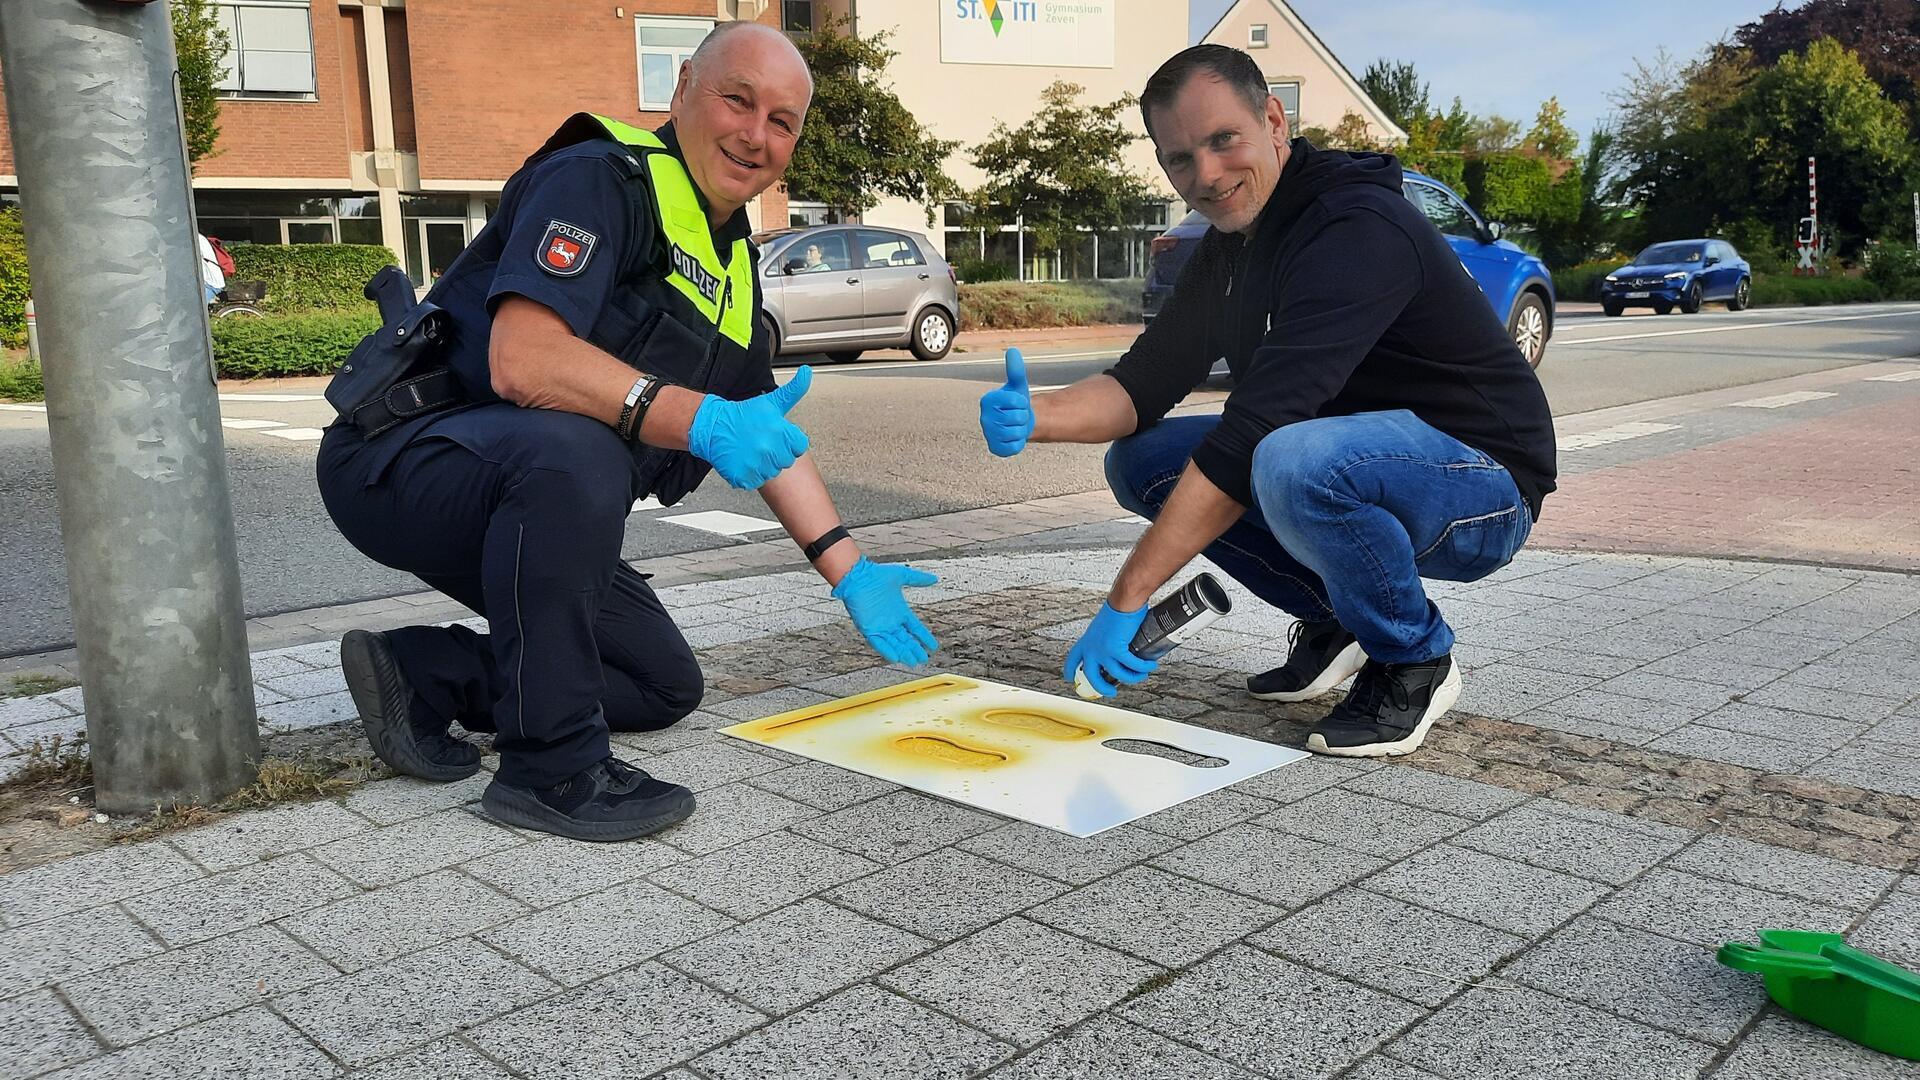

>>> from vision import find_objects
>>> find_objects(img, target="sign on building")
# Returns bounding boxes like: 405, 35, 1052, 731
940, 0, 1115, 69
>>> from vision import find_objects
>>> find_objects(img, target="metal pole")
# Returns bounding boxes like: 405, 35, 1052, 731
0, 0, 259, 812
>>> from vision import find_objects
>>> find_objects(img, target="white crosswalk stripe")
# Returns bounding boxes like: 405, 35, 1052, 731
1865, 370, 1920, 383
220, 418, 287, 430
1558, 421, 1683, 451
659, 510, 783, 536
258, 427, 326, 441
217, 394, 326, 402
1727, 391, 1837, 409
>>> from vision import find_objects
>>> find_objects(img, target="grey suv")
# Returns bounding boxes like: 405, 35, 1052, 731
754, 225, 960, 362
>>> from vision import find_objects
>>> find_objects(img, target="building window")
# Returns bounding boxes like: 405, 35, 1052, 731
1268, 81, 1301, 131
787, 201, 841, 228
213, 2, 316, 97
782, 0, 814, 33
635, 17, 713, 112
1248, 23, 1268, 48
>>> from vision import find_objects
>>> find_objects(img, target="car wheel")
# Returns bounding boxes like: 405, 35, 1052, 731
1601, 299, 1624, 317
910, 306, 954, 361
760, 315, 782, 358
1680, 282, 1703, 314
827, 351, 862, 364
1653, 302, 1674, 315
1728, 277, 1752, 311
1508, 291, 1548, 368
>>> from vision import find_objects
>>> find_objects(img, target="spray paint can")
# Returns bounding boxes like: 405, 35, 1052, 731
1074, 572, 1233, 699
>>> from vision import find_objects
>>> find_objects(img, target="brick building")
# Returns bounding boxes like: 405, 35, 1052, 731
2, 1, 1395, 283
0, 0, 792, 286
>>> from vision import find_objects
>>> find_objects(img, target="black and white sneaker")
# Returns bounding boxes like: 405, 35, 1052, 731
482, 757, 695, 842
340, 629, 481, 782
1305, 655, 1461, 757
1247, 618, 1367, 702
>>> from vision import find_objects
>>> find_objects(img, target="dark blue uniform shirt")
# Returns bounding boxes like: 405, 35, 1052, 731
427, 122, 760, 406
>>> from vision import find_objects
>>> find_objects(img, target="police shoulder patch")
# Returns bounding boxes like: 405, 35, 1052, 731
537, 220, 597, 277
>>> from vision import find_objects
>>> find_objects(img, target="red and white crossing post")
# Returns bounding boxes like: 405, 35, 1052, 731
1796, 157, 1819, 275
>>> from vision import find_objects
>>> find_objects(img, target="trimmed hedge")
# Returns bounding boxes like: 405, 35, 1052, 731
1750, 273, 1884, 307
210, 310, 381, 379
953, 258, 1013, 283
958, 279, 1140, 331
0, 210, 29, 348
228, 243, 396, 314
1551, 257, 1630, 303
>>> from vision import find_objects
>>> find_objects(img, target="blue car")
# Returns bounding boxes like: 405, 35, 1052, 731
1144, 171, 1557, 367
1599, 239, 1752, 316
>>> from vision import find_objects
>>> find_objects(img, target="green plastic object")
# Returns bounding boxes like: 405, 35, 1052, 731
1717, 930, 1920, 1061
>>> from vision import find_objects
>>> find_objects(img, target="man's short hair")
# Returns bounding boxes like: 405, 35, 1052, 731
1139, 44, 1271, 140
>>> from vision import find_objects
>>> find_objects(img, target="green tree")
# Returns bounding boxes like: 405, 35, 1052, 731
1525, 97, 1577, 160
1298, 111, 1392, 153
966, 81, 1160, 255
785, 19, 959, 221
1726, 37, 1917, 250
171, 0, 231, 166
1564, 126, 1625, 261
1735, 0, 1920, 119
1360, 59, 1428, 130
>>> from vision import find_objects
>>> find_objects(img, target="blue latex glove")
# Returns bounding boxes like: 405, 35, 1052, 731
689, 366, 812, 489
1063, 601, 1157, 698
832, 556, 941, 665
979, 348, 1033, 457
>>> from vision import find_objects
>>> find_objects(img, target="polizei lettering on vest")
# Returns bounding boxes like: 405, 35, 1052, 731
670, 243, 722, 304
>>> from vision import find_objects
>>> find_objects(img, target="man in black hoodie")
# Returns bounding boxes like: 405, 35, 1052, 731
978, 44, 1557, 758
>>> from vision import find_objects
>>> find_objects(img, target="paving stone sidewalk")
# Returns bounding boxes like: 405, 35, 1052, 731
3, 539, 1919, 1078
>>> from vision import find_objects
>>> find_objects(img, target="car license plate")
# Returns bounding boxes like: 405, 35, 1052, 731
1624, 291, 1650, 298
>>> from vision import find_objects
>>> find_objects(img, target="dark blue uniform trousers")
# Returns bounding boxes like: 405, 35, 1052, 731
317, 404, 703, 788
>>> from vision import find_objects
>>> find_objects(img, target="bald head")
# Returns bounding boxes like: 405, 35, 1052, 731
689, 20, 813, 97
670, 20, 814, 225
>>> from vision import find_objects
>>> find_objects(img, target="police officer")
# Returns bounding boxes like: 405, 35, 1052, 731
317, 22, 939, 843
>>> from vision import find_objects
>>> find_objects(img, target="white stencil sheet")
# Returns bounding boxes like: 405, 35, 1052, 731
722, 673, 1307, 837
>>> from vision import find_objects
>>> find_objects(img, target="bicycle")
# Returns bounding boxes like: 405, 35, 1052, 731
209, 279, 266, 319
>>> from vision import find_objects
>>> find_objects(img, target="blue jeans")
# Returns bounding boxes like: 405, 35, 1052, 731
1104, 411, 1532, 664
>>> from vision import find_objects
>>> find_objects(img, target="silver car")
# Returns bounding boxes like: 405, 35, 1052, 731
754, 225, 960, 362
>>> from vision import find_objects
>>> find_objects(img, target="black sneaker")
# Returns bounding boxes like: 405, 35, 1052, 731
1247, 618, 1367, 702
340, 629, 481, 782
1306, 655, 1461, 758
481, 757, 695, 842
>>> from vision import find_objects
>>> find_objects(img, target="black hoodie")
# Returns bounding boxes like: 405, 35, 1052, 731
1107, 140, 1557, 517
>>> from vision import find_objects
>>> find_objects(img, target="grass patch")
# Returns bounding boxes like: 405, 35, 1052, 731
116, 750, 383, 840
0, 353, 43, 402
222, 751, 374, 809
959, 279, 1142, 331
7, 735, 93, 792
5, 673, 77, 699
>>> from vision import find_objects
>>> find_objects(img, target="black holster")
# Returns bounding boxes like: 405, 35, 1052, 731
326, 266, 462, 437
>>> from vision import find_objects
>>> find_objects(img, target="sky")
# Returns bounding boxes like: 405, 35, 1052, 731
1188, 0, 1789, 144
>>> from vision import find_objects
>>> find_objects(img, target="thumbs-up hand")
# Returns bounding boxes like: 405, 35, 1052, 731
688, 365, 813, 490
979, 348, 1035, 457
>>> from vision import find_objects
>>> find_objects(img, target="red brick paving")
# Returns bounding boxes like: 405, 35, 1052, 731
1532, 395, 1920, 570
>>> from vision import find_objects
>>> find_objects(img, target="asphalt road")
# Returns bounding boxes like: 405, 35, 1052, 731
3, 301, 1917, 656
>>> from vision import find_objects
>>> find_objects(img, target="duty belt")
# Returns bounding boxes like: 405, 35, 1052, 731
346, 367, 466, 439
